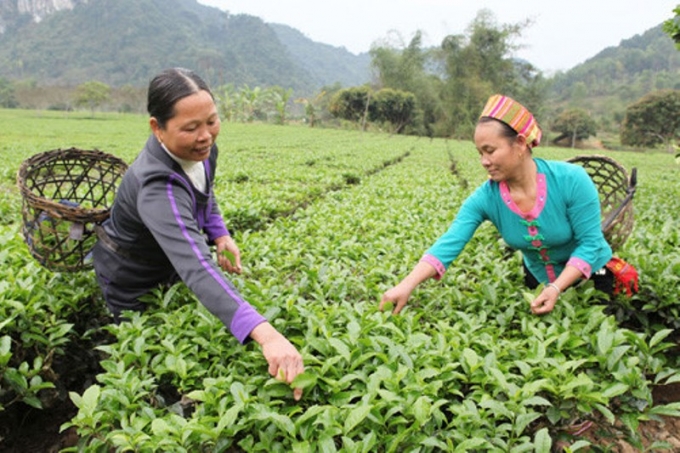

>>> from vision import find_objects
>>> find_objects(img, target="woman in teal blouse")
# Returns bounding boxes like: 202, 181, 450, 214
380, 95, 613, 315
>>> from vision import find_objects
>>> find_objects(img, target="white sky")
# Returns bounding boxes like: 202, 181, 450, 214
197, 0, 677, 74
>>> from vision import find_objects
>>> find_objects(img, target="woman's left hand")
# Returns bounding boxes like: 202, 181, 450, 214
215, 235, 242, 274
530, 287, 559, 315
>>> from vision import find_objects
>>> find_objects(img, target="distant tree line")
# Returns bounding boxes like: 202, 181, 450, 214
215, 84, 295, 124
362, 10, 548, 139
323, 9, 678, 150
2, 7, 679, 151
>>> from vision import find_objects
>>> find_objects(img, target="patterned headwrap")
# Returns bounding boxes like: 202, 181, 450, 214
480, 94, 542, 148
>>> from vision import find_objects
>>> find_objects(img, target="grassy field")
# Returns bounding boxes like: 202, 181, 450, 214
1, 108, 679, 451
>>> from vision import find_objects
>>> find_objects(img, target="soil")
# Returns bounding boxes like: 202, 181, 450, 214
0, 400, 79, 453
578, 384, 680, 452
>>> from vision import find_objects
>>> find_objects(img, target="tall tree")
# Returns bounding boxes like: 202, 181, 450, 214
620, 89, 680, 151
369, 88, 416, 134
296, 89, 333, 128
329, 86, 372, 127
436, 10, 541, 139
371, 31, 427, 93
370, 32, 443, 136
369, 10, 543, 139
551, 108, 598, 147
270, 86, 293, 125
215, 83, 238, 122
73, 81, 110, 115
238, 85, 265, 122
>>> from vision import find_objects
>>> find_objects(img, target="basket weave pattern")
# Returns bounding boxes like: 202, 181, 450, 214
17, 148, 128, 272
567, 155, 634, 251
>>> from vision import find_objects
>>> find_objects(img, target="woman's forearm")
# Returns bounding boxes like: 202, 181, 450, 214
551, 265, 586, 293
400, 260, 438, 290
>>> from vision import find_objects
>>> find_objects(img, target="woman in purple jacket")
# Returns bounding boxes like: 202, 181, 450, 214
93, 68, 304, 399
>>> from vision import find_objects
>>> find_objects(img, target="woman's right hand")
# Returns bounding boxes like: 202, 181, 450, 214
249, 322, 305, 401
380, 283, 413, 314
379, 261, 438, 314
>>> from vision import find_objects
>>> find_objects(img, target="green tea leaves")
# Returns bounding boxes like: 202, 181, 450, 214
343, 404, 373, 435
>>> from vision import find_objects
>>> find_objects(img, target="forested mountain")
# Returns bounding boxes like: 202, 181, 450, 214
548, 25, 680, 119
0, 0, 370, 94
0, 0, 676, 132
270, 24, 372, 89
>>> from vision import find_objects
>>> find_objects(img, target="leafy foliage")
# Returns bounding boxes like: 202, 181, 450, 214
329, 86, 372, 124
0, 229, 107, 413
369, 10, 545, 139
329, 86, 417, 133
216, 84, 298, 124
551, 109, 598, 145
0, 77, 18, 108
663, 5, 680, 48
620, 89, 680, 151
1, 110, 680, 450
369, 88, 417, 134
73, 81, 111, 114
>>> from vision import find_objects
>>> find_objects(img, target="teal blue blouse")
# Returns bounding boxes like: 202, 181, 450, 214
423, 158, 612, 284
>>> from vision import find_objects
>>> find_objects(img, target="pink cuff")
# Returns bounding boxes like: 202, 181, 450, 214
567, 257, 592, 279
421, 254, 445, 281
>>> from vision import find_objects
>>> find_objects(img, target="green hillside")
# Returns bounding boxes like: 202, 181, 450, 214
0, 0, 370, 94
548, 25, 680, 123
270, 23, 372, 89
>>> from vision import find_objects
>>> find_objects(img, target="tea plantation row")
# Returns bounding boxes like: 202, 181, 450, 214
1, 109, 679, 451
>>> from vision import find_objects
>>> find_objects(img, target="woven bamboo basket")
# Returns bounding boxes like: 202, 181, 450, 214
567, 155, 637, 251
17, 148, 128, 272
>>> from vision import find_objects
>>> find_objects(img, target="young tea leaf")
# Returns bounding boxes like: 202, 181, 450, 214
222, 250, 236, 266
522, 291, 536, 305
533, 427, 552, 453
290, 371, 317, 390
344, 405, 372, 435
79, 385, 101, 417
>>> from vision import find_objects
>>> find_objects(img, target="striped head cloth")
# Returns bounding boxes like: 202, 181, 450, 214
480, 94, 542, 148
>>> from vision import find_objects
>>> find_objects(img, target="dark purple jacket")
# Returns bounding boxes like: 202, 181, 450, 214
97, 135, 265, 342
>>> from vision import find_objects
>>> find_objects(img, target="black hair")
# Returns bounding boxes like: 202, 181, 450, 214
477, 116, 518, 140
147, 68, 214, 128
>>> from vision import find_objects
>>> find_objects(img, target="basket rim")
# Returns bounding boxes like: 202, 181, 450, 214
566, 154, 629, 179
16, 147, 128, 221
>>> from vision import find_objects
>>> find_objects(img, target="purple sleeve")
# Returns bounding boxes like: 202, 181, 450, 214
138, 176, 265, 343
204, 193, 230, 241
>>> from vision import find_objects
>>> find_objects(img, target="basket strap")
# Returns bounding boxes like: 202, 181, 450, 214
94, 225, 156, 265
601, 167, 637, 231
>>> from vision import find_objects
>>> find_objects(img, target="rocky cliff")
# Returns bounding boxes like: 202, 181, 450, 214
19, 0, 87, 22
0, 0, 88, 32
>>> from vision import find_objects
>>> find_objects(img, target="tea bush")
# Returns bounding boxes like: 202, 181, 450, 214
1, 109, 680, 451
67, 139, 680, 451
0, 227, 105, 412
